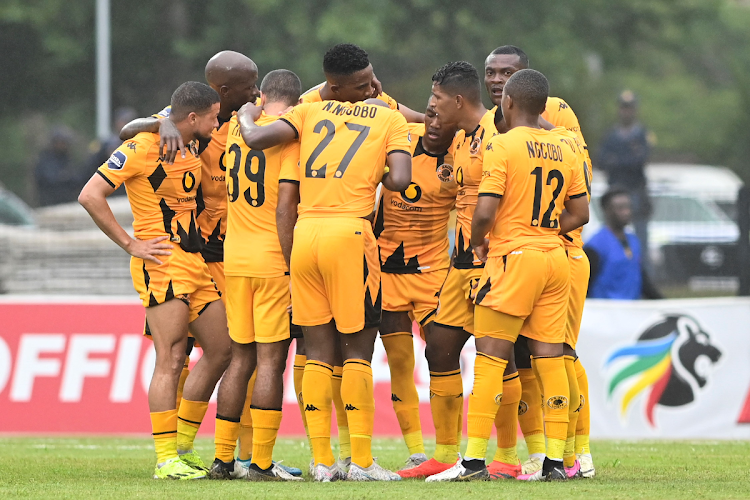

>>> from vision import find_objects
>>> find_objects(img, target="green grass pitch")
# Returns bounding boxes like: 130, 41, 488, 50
1, 436, 748, 499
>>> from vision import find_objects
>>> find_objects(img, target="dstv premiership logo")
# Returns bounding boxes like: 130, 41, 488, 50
605, 314, 722, 427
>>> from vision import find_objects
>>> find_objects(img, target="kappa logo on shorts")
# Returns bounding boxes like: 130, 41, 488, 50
107, 150, 127, 170
547, 395, 568, 410
494, 393, 503, 405
605, 314, 722, 427
518, 400, 529, 416
436, 163, 455, 183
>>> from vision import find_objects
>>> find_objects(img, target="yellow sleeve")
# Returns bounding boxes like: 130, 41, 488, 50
478, 138, 507, 197
279, 141, 301, 184
385, 112, 411, 155
151, 105, 171, 119
96, 137, 151, 189
378, 91, 399, 111
544, 98, 581, 134
279, 103, 312, 139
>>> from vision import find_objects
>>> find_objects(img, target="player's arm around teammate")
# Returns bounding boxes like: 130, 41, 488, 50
79, 82, 231, 480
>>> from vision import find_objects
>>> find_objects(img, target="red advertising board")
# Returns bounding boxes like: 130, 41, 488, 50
0, 297, 441, 436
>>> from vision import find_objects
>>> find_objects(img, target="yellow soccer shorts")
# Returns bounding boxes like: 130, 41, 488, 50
433, 266, 484, 334
206, 261, 226, 299
474, 246, 569, 344
382, 268, 448, 326
564, 246, 590, 349
290, 217, 381, 334
131, 247, 221, 323
225, 275, 291, 344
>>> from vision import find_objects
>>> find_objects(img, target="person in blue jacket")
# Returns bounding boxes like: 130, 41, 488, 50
584, 187, 662, 299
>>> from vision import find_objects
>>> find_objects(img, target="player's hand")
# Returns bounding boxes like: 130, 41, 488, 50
158, 118, 185, 164
238, 101, 263, 124
472, 238, 489, 263
126, 236, 173, 265
371, 75, 383, 97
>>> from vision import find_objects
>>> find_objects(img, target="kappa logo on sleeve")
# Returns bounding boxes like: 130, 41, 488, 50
106, 151, 128, 171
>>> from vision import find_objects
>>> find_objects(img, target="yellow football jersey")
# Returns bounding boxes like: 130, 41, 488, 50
224, 113, 300, 278
300, 83, 399, 110
452, 110, 498, 269
374, 123, 458, 274
150, 104, 229, 262
479, 126, 588, 258
97, 132, 203, 253
556, 128, 592, 249
278, 100, 411, 219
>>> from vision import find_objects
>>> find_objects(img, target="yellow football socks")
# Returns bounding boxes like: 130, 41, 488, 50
341, 359, 376, 468
238, 370, 257, 461
175, 355, 190, 410
381, 333, 424, 456
176, 399, 208, 453
429, 369, 463, 464
250, 408, 283, 470
574, 357, 591, 454
293, 354, 309, 439
493, 372, 521, 465
564, 355, 581, 468
465, 353, 507, 461
517, 368, 545, 456
214, 414, 240, 463
150, 409, 178, 464
331, 365, 351, 460
304, 360, 335, 466
532, 356, 569, 461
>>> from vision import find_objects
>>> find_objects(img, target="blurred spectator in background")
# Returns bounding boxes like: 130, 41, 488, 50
34, 127, 83, 207
598, 90, 653, 268
85, 107, 138, 172
585, 188, 662, 300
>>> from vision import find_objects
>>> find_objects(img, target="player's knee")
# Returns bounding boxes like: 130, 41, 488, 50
425, 343, 459, 372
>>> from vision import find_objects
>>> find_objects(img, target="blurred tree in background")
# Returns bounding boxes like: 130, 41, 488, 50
1, 0, 750, 203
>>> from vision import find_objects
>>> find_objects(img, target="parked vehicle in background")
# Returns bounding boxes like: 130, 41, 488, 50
584, 164, 741, 293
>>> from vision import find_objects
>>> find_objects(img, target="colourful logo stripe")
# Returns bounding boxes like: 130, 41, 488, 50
607, 351, 669, 397
646, 366, 673, 426
604, 333, 676, 366
620, 354, 672, 417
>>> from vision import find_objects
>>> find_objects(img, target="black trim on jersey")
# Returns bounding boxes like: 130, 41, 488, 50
432, 322, 466, 332
278, 179, 300, 186
562, 234, 574, 243
363, 255, 383, 328
465, 123, 481, 140
387, 149, 410, 156
475, 277, 492, 304
478, 193, 503, 199
414, 136, 449, 158
569, 192, 587, 199
96, 170, 116, 188
373, 196, 385, 239
278, 118, 299, 139
201, 219, 224, 262
419, 310, 437, 326
217, 114, 232, 128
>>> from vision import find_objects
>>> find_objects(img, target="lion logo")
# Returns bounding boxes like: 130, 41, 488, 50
605, 314, 722, 427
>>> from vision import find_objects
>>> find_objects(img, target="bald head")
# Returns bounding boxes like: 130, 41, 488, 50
205, 51, 260, 113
